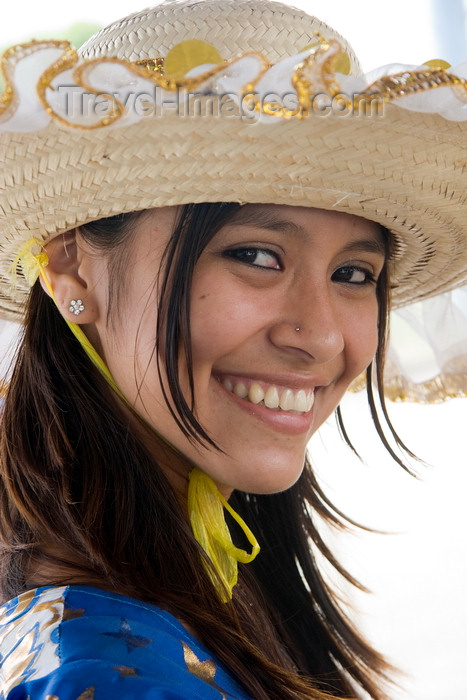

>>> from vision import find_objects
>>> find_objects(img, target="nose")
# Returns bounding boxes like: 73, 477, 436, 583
268, 286, 345, 364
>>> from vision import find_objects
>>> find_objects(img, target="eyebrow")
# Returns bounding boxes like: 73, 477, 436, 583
226, 208, 308, 238
226, 208, 388, 258
339, 238, 387, 258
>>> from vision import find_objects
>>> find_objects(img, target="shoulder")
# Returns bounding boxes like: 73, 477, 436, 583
0, 586, 251, 699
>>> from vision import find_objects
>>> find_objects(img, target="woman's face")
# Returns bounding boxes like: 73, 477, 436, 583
90, 204, 386, 496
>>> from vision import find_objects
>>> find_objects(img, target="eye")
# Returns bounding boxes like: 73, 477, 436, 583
223, 247, 282, 270
332, 265, 377, 285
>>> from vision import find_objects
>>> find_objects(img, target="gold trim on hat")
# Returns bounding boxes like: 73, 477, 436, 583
2, 36, 467, 131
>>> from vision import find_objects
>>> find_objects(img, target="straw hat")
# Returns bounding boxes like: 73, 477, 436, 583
1, 0, 466, 321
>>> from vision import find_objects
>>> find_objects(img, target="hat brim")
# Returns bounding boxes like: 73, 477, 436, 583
1, 102, 466, 319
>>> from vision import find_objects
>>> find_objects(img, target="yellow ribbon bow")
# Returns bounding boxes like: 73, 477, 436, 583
188, 467, 260, 601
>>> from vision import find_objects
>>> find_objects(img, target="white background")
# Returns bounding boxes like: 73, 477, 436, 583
311, 392, 467, 700
2, 1, 467, 698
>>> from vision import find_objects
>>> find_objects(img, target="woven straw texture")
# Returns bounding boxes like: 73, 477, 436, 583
1, 0, 466, 320
80, 0, 361, 71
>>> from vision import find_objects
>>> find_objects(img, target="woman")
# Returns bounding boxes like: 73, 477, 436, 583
0, 1, 466, 699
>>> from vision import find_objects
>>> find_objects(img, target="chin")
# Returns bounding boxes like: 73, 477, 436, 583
216, 454, 307, 497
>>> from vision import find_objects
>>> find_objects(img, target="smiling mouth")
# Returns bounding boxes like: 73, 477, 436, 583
219, 377, 315, 414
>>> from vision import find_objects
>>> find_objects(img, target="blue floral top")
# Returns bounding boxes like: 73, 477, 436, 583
0, 585, 253, 699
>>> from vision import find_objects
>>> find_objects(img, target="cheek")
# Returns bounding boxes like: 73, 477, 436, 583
311, 302, 379, 433
189, 273, 272, 361
343, 299, 380, 373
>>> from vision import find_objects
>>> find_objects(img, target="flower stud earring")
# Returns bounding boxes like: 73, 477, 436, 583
69, 299, 85, 315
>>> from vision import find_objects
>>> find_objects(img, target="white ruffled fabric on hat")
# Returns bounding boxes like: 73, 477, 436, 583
2, 44, 467, 133
384, 287, 467, 402
339, 61, 467, 121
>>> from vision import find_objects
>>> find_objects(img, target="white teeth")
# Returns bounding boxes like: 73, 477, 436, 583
294, 389, 308, 412
264, 385, 280, 409
224, 378, 315, 414
233, 381, 248, 398
279, 388, 294, 411
248, 382, 264, 404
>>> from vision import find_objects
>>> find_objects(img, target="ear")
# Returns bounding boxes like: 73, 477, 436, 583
41, 230, 100, 324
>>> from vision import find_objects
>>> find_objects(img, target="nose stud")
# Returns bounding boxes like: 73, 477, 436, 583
295, 326, 300, 332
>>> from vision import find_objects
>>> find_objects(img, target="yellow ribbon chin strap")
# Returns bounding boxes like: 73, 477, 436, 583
188, 467, 260, 602
12, 237, 261, 602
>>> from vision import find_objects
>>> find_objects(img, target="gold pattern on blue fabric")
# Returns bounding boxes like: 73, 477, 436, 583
103, 618, 152, 653
0, 588, 65, 694
45, 688, 94, 700
62, 607, 85, 621
46, 689, 94, 700
13, 589, 36, 616
5, 629, 38, 685
182, 642, 228, 699
33, 601, 62, 626
112, 665, 139, 678
77, 688, 95, 700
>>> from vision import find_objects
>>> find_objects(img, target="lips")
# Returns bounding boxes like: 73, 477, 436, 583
219, 376, 315, 414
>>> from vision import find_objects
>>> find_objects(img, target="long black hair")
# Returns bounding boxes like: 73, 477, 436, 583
0, 203, 399, 699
